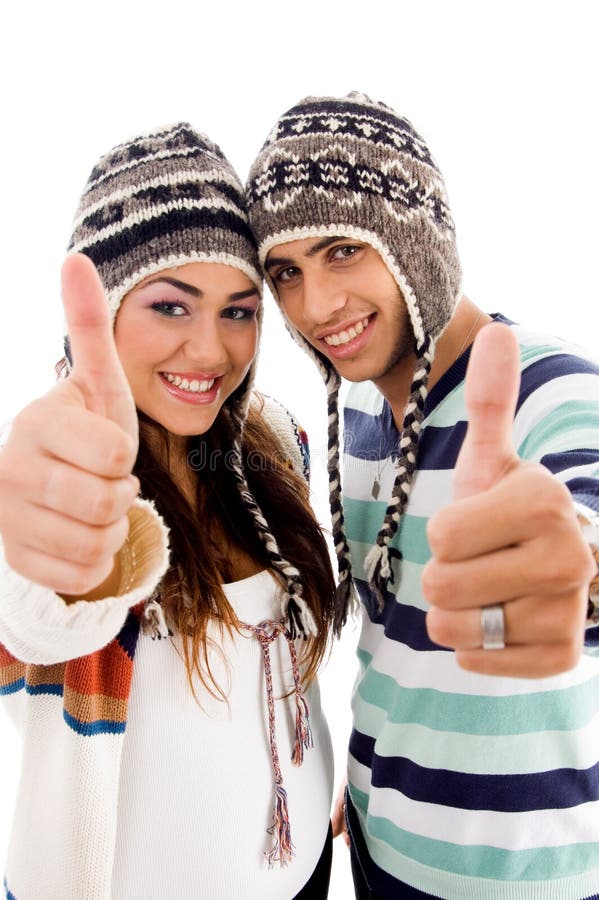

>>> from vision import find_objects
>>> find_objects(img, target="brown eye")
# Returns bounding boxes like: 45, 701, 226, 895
221, 307, 256, 321
331, 245, 359, 260
275, 266, 300, 283
150, 301, 187, 316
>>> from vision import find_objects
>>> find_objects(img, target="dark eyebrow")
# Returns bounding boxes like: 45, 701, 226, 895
265, 235, 349, 271
137, 279, 259, 302
141, 276, 200, 297
229, 288, 260, 302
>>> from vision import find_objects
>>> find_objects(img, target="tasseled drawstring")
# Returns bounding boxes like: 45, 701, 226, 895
282, 587, 318, 640
287, 637, 313, 766
141, 592, 172, 640
242, 618, 314, 867
332, 575, 360, 637
266, 783, 293, 868
364, 544, 403, 612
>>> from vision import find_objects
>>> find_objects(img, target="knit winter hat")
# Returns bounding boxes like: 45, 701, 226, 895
66, 123, 317, 643
247, 93, 463, 622
67, 122, 262, 422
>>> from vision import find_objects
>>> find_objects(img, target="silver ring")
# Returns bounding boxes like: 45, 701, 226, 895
481, 604, 505, 650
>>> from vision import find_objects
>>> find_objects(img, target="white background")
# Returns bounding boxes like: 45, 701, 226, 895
0, 1, 597, 896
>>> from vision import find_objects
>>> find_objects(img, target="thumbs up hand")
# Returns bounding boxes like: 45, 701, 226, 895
61, 253, 138, 443
0, 254, 140, 597
423, 323, 596, 678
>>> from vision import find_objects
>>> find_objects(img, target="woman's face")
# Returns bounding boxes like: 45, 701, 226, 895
114, 261, 260, 437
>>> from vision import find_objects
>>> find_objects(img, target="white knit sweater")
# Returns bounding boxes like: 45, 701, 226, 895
0, 396, 328, 900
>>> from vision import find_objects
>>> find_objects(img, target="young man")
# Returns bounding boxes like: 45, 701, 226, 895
246, 93, 599, 899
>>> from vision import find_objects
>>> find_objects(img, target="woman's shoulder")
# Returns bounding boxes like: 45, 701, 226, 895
250, 391, 310, 483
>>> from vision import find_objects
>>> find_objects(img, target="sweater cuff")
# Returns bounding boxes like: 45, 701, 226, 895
116, 498, 170, 597
0, 498, 170, 663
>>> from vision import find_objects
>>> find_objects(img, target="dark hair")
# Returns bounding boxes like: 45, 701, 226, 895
133, 398, 336, 699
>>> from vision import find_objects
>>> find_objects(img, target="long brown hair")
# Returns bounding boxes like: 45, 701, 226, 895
133, 395, 336, 699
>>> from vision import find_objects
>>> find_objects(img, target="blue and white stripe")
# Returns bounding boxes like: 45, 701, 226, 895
344, 317, 599, 898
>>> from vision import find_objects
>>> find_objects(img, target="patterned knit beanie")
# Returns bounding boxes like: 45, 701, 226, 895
247, 93, 462, 624
66, 123, 317, 641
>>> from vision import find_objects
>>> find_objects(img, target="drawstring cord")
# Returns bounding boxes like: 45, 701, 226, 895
242, 618, 313, 868
141, 595, 313, 869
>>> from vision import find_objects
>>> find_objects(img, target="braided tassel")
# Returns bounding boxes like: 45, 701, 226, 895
364, 544, 402, 611
247, 620, 303, 868
366, 339, 434, 607
142, 595, 171, 639
265, 783, 294, 868
288, 637, 313, 766
285, 592, 317, 640
292, 694, 313, 766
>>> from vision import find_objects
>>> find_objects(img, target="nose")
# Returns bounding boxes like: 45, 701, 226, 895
301, 269, 348, 326
184, 317, 228, 369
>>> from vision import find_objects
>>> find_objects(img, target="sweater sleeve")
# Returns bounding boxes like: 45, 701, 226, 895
0, 497, 170, 664
509, 338, 599, 650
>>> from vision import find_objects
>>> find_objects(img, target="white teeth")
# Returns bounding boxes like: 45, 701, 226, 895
163, 374, 216, 393
324, 316, 370, 346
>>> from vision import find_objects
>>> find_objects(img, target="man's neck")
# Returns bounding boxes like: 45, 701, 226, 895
374, 296, 491, 429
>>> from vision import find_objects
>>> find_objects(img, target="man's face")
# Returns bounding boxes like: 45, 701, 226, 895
265, 236, 415, 384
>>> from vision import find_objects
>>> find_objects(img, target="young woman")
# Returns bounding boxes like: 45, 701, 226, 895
0, 124, 336, 899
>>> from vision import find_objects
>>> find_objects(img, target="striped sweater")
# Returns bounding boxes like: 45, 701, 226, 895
344, 317, 599, 899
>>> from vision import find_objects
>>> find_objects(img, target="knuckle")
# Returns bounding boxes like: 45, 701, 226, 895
426, 514, 448, 558
91, 487, 120, 524
426, 609, 452, 647
421, 561, 450, 607
38, 465, 62, 508
107, 433, 136, 473
76, 528, 110, 566
532, 473, 572, 521
12, 401, 40, 432
13, 395, 56, 436
543, 539, 596, 592
454, 651, 479, 674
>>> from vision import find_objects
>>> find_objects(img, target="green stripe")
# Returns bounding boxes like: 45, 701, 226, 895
345, 501, 431, 564
348, 546, 427, 610
352, 696, 594, 772
349, 784, 599, 882
355, 650, 599, 734
419, 343, 576, 430
344, 496, 388, 544
518, 401, 599, 461
345, 381, 385, 415
422, 381, 466, 428
519, 342, 566, 366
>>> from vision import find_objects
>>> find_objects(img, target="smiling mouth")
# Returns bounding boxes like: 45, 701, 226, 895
161, 373, 217, 394
322, 316, 372, 347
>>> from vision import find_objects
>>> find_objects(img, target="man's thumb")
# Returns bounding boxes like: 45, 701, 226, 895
453, 322, 521, 500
